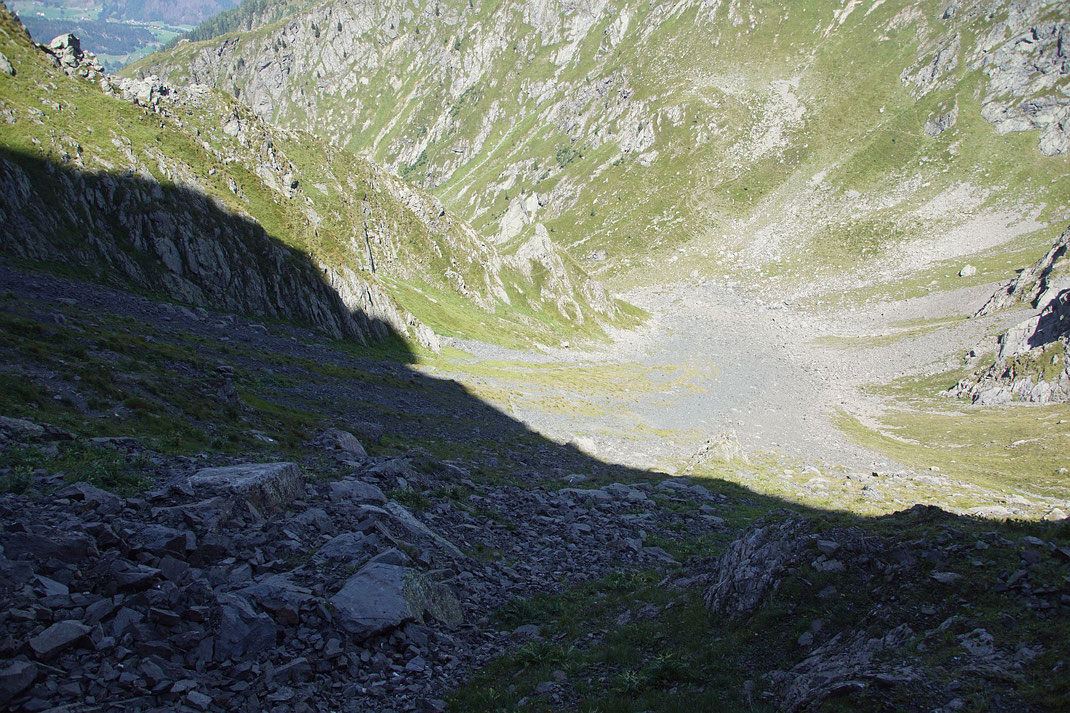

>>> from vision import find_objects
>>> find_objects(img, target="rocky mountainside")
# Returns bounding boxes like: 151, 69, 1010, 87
1, 261, 1068, 713
0, 6, 636, 351
135, 0, 1069, 294
952, 226, 1070, 404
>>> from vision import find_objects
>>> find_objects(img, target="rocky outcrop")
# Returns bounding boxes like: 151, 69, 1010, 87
954, 227, 1070, 404
903, 0, 1070, 155
0, 152, 378, 343
705, 519, 812, 618
953, 287, 1070, 404
975, 226, 1070, 317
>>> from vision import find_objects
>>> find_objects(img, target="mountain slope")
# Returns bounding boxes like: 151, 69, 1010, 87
0, 5, 636, 350
134, 0, 1070, 297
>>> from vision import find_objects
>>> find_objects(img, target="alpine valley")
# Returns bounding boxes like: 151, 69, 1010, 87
0, 1, 1069, 712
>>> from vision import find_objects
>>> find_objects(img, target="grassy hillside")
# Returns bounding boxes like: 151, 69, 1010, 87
0, 3, 638, 349
132, 0, 1070, 298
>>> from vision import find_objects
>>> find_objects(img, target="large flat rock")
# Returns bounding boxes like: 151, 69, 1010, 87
329, 562, 460, 639
188, 462, 304, 519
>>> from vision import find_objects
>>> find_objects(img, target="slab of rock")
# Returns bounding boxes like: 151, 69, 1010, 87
238, 575, 314, 625
189, 462, 303, 519
384, 501, 465, 559
329, 562, 461, 638
314, 532, 372, 564
329, 478, 386, 504
318, 428, 367, 458
705, 519, 812, 618
53, 481, 122, 514
28, 620, 90, 660
0, 658, 36, 704
214, 594, 277, 661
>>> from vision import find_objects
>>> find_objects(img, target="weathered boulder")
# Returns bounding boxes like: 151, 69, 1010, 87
188, 462, 304, 518
53, 481, 122, 515
317, 428, 367, 458
975, 226, 1069, 317
28, 620, 91, 660
767, 625, 916, 712
329, 562, 461, 639
953, 288, 1070, 404
238, 575, 314, 625
329, 478, 386, 504
0, 658, 36, 704
705, 519, 811, 618
214, 594, 277, 661
314, 532, 373, 564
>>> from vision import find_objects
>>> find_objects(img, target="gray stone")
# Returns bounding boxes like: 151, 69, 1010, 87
318, 428, 367, 457
0, 658, 36, 705
28, 620, 91, 660
329, 478, 386, 504
189, 462, 304, 518
315, 532, 372, 564
214, 594, 277, 661
0, 52, 13, 77
53, 481, 122, 514
706, 519, 811, 618
238, 575, 313, 625
329, 562, 461, 638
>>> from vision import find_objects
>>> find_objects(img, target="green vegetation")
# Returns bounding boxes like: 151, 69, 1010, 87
453, 506, 1070, 713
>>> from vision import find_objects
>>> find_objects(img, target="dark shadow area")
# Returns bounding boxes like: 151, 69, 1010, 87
1026, 287, 1070, 350
0, 148, 411, 356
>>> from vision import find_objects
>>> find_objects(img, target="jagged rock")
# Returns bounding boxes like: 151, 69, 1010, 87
705, 519, 811, 618
0, 658, 36, 704
188, 462, 304, 518
214, 594, 277, 661
238, 575, 313, 625
0, 415, 75, 443
0, 51, 13, 77
925, 101, 959, 136
28, 620, 91, 660
128, 523, 195, 556
953, 288, 1070, 403
348, 420, 386, 444
2, 529, 96, 563
685, 430, 748, 470
975, 226, 1070, 316
317, 428, 367, 458
53, 481, 122, 515
384, 501, 466, 559
958, 263, 976, 277
329, 478, 386, 504
314, 532, 373, 564
767, 625, 916, 712
329, 562, 461, 638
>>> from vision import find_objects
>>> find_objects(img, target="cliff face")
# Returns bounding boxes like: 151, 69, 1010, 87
0, 7, 628, 349
134, 0, 1070, 292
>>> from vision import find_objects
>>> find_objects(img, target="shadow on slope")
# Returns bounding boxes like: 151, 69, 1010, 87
2, 241, 1070, 711
0, 147, 413, 354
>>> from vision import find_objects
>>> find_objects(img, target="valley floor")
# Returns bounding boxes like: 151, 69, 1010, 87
428, 275, 1070, 519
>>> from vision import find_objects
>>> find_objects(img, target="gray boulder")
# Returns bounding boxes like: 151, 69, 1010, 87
329, 562, 461, 638
318, 428, 367, 458
0, 658, 36, 704
28, 620, 91, 660
975, 226, 1069, 316
705, 519, 812, 618
329, 478, 386, 504
188, 462, 304, 519
314, 532, 373, 564
214, 594, 277, 661
0, 51, 13, 77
